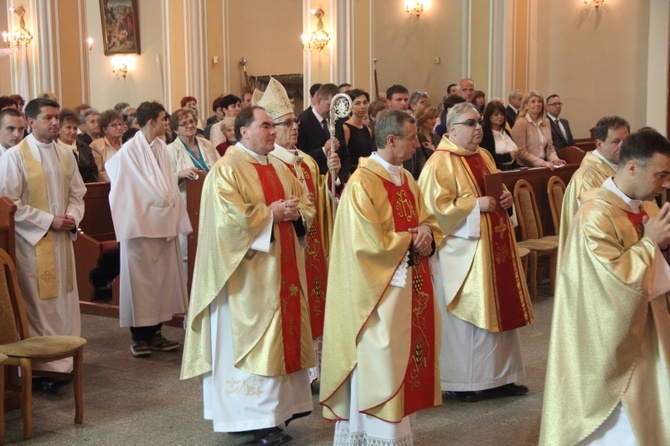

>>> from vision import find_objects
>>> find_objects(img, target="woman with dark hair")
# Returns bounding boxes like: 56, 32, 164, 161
481, 101, 518, 170
472, 90, 486, 113
435, 94, 466, 137
90, 109, 124, 181
342, 88, 374, 174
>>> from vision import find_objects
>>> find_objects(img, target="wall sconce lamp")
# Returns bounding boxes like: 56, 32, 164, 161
406, 0, 425, 18
584, 0, 604, 9
112, 57, 128, 80
87, 37, 93, 53
301, 8, 330, 52
2, 6, 34, 50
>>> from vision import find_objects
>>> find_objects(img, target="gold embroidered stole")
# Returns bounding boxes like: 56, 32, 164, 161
252, 163, 303, 373
458, 152, 533, 330
377, 173, 438, 416
19, 139, 73, 299
282, 159, 328, 338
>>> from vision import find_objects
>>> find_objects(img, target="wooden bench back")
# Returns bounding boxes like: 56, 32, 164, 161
79, 182, 115, 237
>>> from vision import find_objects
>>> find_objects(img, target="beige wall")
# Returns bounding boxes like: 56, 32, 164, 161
0, 0, 666, 138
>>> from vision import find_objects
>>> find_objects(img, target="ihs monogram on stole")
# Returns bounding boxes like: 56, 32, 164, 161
395, 190, 416, 222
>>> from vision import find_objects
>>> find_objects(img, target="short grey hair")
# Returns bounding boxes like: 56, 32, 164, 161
446, 102, 479, 130
81, 107, 100, 122
374, 109, 415, 150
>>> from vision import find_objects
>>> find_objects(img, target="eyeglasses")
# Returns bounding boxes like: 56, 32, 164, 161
394, 134, 419, 141
275, 119, 300, 127
108, 122, 122, 128
452, 119, 483, 127
547, 102, 563, 107
178, 119, 197, 127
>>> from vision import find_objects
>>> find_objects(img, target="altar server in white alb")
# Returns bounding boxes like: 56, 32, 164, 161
0, 97, 86, 373
106, 101, 192, 358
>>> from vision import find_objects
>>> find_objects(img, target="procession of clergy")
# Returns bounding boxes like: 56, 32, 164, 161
1, 77, 668, 446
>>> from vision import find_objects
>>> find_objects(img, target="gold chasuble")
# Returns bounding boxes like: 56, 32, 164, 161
418, 137, 534, 332
270, 146, 333, 338
558, 151, 616, 254
541, 187, 670, 446
18, 138, 74, 299
181, 145, 316, 379
320, 157, 443, 423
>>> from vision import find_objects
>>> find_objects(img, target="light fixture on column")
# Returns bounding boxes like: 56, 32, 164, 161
301, 8, 330, 52
87, 37, 93, 53
584, 0, 604, 9
112, 57, 128, 80
406, 0, 425, 18
2, 6, 34, 50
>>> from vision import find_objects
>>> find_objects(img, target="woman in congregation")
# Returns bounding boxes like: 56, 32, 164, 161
510, 91, 566, 170
56, 109, 99, 182
472, 90, 486, 113
481, 101, 519, 170
409, 90, 430, 116
90, 109, 125, 181
342, 89, 374, 174
166, 107, 220, 278
435, 94, 466, 137
404, 105, 440, 179
214, 116, 236, 156
367, 99, 388, 143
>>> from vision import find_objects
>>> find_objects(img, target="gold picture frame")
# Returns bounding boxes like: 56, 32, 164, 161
99, 0, 140, 55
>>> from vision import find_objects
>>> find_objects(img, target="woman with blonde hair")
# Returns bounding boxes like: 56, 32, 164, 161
510, 91, 565, 170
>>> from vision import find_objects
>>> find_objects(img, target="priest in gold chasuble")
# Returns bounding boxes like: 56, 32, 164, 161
559, 116, 629, 255
320, 110, 443, 446
541, 130, 670, 446
418, 103, 534, 403
262, 78, 339, 383
181, 106, 316, 445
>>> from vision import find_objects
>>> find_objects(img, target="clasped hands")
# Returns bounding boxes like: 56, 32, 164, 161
178, 167, 200, 181
270, 195, 301, 223
51, 214, 76, 232
410, 224, 433, 258
478, 189, 513, 213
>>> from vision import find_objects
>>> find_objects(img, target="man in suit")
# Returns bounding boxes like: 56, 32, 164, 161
546, 94, 575, 150
386, 84, 410, 111
506, 89, 523, 128
297, 83, 345, 177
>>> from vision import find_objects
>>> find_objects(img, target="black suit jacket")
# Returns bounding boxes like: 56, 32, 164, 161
548, 116, 575, 150
297, 108, 350, 182
505, 105, 518, 128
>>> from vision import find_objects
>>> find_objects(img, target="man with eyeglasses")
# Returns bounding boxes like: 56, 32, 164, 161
182, 105, 317, 445
546, 94, 575, 150
321, 109, 442, 445
264, 79, 340, 385
419, 102, 534, 403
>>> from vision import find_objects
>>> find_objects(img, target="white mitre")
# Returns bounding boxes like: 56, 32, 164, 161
254, 77, 293, 120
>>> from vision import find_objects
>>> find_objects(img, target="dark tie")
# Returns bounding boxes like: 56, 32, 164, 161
321, 119, 328, 132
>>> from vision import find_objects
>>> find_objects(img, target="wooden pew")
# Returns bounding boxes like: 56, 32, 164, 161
0, 197, 20, 413
185, 173, 206, 295
73, 182, 120, 318
574, 138, 596, 153
502, 164, 579, 236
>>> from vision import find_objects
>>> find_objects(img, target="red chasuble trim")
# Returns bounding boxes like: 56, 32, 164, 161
282, 160, 329, 337
252, 163, 302, 373
457, 153, 532, 331
625, 210, 648, 240
377, 173, 438, 416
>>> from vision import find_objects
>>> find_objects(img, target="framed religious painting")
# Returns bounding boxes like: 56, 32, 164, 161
99, 0, 141, 55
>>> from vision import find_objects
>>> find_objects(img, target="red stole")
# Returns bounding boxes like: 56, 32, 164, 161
625, 209, 648, 240
252, 163, 302, 373
282, 160, 328, 338
377, 173, 437, 416
458, 152, 532, 331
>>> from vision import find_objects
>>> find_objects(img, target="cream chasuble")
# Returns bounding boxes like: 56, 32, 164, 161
540, 185, 670, 446
320, 156, 443, 424
181, 144, 316, 379
558, 150, 616, 255
0, 134, 86, 372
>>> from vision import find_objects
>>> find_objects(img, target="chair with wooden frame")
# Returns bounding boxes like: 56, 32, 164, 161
547, 175, 567, 236
556, 145, 586, 165
513, 179, 559, 298
0, 248, 86, 440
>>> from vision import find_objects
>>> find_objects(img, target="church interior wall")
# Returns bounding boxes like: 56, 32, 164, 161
0, 0, 666, 138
